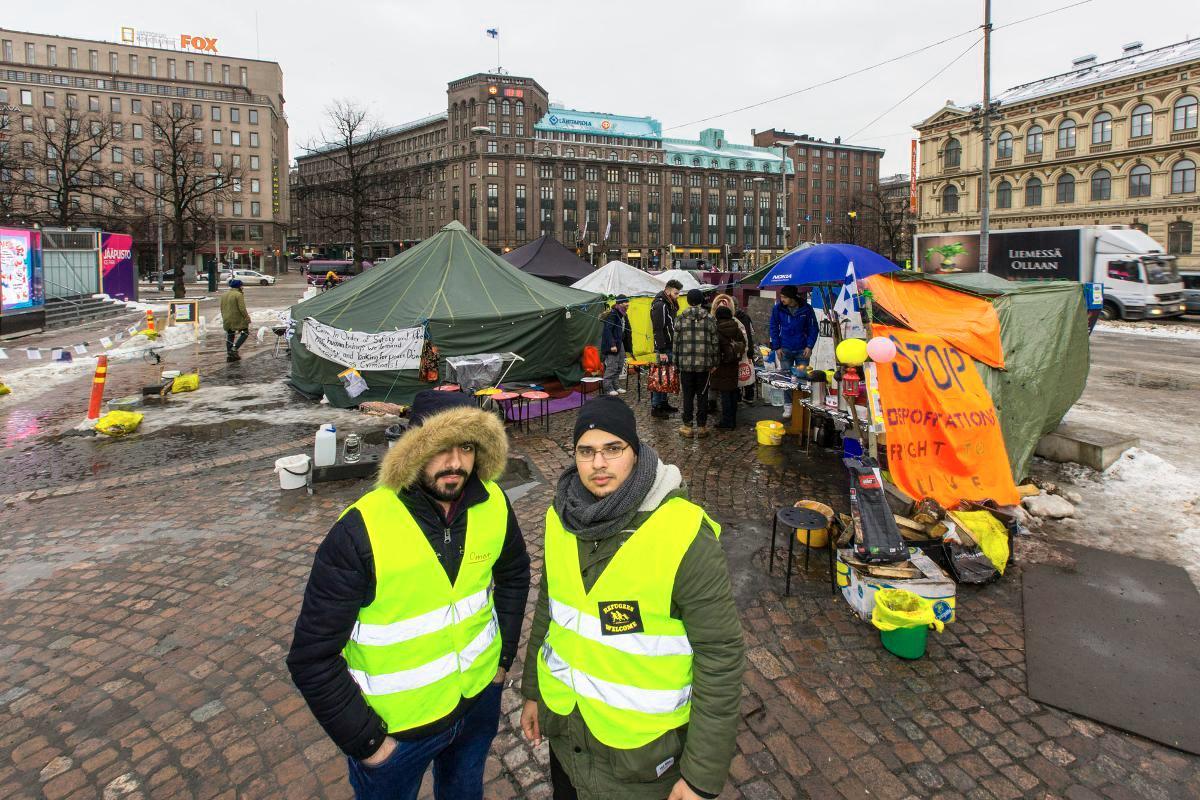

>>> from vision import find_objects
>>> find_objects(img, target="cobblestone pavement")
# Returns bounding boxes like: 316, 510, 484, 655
1, 356, 1198, 799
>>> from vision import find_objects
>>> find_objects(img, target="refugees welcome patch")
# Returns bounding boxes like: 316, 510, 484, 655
598, 601, 644, 635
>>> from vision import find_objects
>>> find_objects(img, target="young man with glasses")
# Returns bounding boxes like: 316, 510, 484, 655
288, 390, 531, 800
519, 397, 745, 799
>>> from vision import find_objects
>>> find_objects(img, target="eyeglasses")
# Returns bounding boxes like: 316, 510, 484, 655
574, 443, 630, 461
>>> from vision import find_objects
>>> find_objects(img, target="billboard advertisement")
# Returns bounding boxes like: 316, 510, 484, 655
1, 228, 44, 313
915, 229, 1082, 282
101, 232, 137, 301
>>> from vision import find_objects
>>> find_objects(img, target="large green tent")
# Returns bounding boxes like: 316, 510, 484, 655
288, 221, 605, 407
888, 272, 1090, 481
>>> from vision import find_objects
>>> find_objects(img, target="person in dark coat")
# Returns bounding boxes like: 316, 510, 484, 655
599, 295, 633, 396
649, 279, 684, 418
711, 306, 747, 430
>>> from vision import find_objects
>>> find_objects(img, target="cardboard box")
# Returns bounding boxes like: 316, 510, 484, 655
836, 548, 956, 624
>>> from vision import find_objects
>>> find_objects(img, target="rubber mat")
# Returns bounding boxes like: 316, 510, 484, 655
1023, 543, 1200, 754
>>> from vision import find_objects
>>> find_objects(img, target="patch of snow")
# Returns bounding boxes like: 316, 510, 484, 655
1022, 493, 1076, 519
1094, 320, 1200, 340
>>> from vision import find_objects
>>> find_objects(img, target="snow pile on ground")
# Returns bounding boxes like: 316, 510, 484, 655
1103, 447, 1200, 511
1095, 320, 1200, 340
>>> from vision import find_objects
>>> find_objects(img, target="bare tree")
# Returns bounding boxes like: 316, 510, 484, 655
832, 185, 914, 264
9, 106, 116, 228
296, 100, 409, 270
128, 102, 242, 298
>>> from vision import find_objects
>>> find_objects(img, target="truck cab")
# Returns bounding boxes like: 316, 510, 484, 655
1091, 228, 1185, 320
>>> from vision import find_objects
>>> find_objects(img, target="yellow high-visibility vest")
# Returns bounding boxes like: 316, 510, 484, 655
537, 497, 720, 749
341, 483, 507, 733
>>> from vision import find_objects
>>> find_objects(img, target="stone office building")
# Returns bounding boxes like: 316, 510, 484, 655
915, 38, 1200, 273
292, 72, 797, 269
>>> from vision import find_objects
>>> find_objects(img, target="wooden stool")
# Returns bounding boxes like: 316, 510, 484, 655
770, 506, 834, 597
434, 383, 461, 392
490, 391, 520, 424
578, 376, 602, 406
520, 390, 550, 432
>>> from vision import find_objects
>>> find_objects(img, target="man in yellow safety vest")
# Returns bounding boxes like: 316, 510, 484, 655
289, 390, 530, 800
520, 397, 745, 799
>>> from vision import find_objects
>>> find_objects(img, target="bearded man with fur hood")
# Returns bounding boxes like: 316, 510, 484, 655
288, 390, 530, 800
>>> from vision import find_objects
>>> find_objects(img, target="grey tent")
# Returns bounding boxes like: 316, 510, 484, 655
501, 235, 595, 286
288, 222, 604, 407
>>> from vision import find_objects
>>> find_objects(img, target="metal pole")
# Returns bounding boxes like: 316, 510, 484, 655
156, 220, 164, 291
979, 0, 993, 272
779, 145, 789, 255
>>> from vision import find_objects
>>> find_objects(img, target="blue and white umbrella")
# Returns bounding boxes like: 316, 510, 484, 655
757, 243, 900, 288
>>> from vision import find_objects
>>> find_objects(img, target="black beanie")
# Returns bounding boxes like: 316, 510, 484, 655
715, 306, 733, 320
409, 389, 475, 426
686, 288, 704, 306
573, 396, 639, 452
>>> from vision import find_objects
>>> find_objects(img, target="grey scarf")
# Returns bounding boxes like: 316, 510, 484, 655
554, 444, 660, 541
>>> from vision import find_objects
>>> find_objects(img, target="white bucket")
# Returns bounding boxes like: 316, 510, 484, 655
274, 454, 311, 490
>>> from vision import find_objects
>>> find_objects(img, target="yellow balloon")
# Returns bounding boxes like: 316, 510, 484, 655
835, 338, 869, 366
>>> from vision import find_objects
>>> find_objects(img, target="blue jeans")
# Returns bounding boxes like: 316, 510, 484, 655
347, 682, 503, 800
777, 349, 809, 375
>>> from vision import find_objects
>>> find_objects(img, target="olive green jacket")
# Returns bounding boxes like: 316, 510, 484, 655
220, 289, 250, 331
521, 485, 745, 800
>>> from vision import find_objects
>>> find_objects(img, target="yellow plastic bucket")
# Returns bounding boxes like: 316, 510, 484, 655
793, 500, 833, 548
756, 420, 784, 446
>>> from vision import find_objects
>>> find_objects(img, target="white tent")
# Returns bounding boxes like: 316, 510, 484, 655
655, 269, 715, 292
571, 260, 667, 297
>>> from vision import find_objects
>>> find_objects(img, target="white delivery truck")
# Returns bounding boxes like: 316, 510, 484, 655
914, 225, 1185, 321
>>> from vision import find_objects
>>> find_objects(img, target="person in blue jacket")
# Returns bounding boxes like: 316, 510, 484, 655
768, 285, 819, 419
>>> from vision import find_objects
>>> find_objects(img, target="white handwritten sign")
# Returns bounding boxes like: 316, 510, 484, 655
300, 317, 425, 371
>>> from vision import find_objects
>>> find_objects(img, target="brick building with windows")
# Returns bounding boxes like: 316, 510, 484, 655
292, 72, 806, 270
0, 27, 289, 273
915, 38, 1199, 273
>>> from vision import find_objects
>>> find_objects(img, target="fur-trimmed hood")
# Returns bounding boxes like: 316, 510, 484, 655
377, 406, 509, 491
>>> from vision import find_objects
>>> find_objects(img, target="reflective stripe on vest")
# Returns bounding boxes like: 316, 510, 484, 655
537, 497, 721, 749
341, 483, 508, 733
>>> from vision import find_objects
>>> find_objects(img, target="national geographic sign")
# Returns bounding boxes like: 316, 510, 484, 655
917, 229, 1081, 281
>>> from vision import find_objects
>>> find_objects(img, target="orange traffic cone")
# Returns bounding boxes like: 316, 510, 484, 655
145, 309, 156, 333
87, 356, 108, 420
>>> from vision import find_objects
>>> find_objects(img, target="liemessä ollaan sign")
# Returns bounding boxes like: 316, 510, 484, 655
120, 27, 218, 53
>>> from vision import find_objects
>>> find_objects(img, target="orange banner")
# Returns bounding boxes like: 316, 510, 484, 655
874, 325, 1019, 508
865, 275, 1005, 368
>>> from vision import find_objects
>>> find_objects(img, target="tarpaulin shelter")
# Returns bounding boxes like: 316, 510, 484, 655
657, 269, 713, 292
865, 271, 1089, 480
571, 261, 666, 358
501, 235, 594, 286
288, 221, 605, 407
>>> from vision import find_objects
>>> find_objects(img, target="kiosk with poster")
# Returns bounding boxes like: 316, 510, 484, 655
0, 228, 46, 336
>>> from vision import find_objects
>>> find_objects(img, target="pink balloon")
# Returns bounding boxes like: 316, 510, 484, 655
866, 336, 897, 363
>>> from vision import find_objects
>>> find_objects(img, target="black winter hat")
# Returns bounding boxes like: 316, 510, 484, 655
409, 389, 476, 426
614, 294, 629, 304
573, 396, 639, 453
686, 288, 704, 306
780, 285, 800, 300
715, 306, 733, 320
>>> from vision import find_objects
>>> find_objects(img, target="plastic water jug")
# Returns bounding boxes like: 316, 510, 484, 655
314, 424, 337, 467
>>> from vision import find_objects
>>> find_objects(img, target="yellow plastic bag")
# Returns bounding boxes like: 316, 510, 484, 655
949, 510, 1010, 575
94, 410, 144, 437
871, 588, 945, 633
137, 329, 159, 340
171, 373, 200, 393
0, 382, 10, 396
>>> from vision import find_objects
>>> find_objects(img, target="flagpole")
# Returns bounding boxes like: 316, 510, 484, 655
496, 32, 501, 73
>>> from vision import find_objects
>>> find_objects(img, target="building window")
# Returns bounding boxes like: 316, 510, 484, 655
89, 49, 98, 70
1131, 104, 1154, 138
1090, 169, 1111, 201
1129, 164, 1152, 197
1026, 125, 1043, 155
168, 58, 176, 79
501, 99, 510, 115
249, 109, 259, 125
231, 131, 241, 146
515, 101, 524, 116
1057, 119, 1076, 150
186, 61, 195, 80
212, 130, 222, 145
1091, 112, 1112, 144
250, 201, 261, 216
205, 63, 213, 82
250, 178, 260, 193
1172, 159, 1196, 194
1025, 178, 1042, 207
486, 139, 497, 153
148, 56, 157, 77
1055, 174, 1075, 204
212, 106, 221, 122
515, 162, 525, 177
129, 54, 138, 74
1174, 96, 1198, 131
944, 138, 963, 165
487, 161, 498, 176
942, 185, 958, 213
222, 64, 230, 84
230, 107, 240, 123
249, 132, 259, 147
232, 201, 243, 216
240, 67, 248, 86
43, 92, 55, 108
996, 180, 1012, 208
1168, 221, 1193, 254
487, 99, 497, 115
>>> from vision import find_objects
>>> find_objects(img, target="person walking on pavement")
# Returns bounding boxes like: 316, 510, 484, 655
768, 285, 819, 419
710, 306, 747, 431
711, 294, 756, 404
287, 390, 531, 800
519, 397, 745, 800
649, 279, 684, 418
673, 289, 719, 438
220, 279, 250, 361
600, 295, 633, 397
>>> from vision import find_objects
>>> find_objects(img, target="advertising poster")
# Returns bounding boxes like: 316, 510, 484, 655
916, 229, 1081, 281
101, 232, 137, 301
1, 228, 44, 313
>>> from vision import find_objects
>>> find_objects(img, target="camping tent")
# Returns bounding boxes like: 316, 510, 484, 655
866, 271, 1089, 480
571, 261, 666, 358
501, 235, 594, 286
656, 269, 713, 292
288, 221, 604, 407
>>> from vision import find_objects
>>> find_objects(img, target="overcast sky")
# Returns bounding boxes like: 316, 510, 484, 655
8, 0, 1194, 174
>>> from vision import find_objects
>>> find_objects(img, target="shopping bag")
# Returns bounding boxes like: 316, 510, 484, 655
94, 410, 144, 437
737, 357, 754, 387
647, 364, 679, 394
419, 340, 440, 383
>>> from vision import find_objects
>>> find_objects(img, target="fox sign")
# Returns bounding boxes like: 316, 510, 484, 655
181, 35, 219, 52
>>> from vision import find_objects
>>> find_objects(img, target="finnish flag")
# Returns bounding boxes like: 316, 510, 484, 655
486, 28, 499, 39
833, 260, 860, 318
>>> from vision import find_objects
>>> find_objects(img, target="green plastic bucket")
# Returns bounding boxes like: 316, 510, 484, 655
880, 625, 928, 659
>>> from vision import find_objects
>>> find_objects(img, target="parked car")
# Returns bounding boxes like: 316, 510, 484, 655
223, 268, 276, 286
1182, 272, 1200, 315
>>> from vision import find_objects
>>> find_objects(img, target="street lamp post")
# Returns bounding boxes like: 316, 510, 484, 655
470, 126, 490, 249
207, 172, 222, 293
752, 175, 766, 268
777, 145, 789, 257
